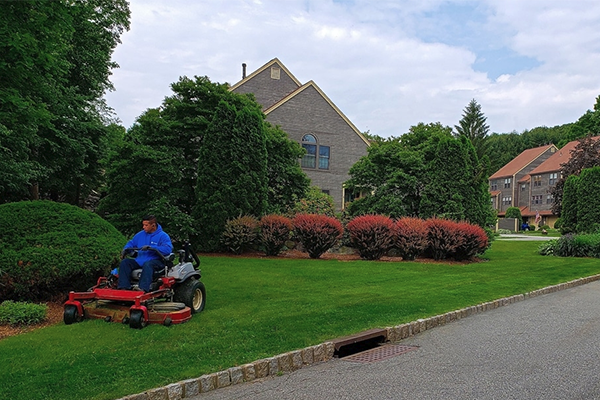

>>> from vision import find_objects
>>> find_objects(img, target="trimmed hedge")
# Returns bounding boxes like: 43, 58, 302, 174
0, 201, 126, 301
260, 214, 293, 256
293, 214, 343, 259
451, 222, 489, 261
346, 215, 395, 260
395, 217, 428, 261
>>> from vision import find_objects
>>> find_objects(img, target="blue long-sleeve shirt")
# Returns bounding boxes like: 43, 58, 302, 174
124, 224, 173, 266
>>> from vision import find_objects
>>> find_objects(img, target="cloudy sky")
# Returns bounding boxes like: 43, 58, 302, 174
104, 0, 600, 138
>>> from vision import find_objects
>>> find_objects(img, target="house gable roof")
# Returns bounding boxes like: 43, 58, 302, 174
526, 136, 600, 176
230, 58, 370, 147
489, 144, 557, 180
229, 58, 302, 91
264, 80, 370, 146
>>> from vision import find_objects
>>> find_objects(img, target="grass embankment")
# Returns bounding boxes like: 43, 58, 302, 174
1, 240, 599, 400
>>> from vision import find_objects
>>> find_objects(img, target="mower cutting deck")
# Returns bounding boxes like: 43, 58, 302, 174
64, 243, 205, 329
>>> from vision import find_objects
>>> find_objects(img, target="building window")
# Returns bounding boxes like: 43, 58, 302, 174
301, 134, 329, 170
533, 175, 542, 187
502, 196, 512, 205
504, 178, 511, 189
319, 146, 330, 170
546, 194, 553, 204
521, 184, 526, 191
490, 180, 497, 191
549, 172, 558, 185
532, 195, 542, 205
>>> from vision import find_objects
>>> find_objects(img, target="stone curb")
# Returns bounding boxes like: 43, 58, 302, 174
118, 274, 600, 400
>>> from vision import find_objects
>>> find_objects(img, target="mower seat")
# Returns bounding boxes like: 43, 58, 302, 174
130, 253, 176, 280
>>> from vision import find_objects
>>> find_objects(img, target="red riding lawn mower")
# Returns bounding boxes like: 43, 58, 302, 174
63, 242, 206, 329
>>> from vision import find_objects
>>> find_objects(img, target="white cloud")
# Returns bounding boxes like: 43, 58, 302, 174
104, 0, 600, 136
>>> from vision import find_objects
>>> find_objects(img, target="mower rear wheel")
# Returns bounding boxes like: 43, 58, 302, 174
63, 305, 81, 325
129, 310, 147, 329
174, 278, 206, 313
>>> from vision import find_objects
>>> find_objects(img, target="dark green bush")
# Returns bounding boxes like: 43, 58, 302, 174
553, 218, 562, 230
220, 216, 259, 254
0, 300, 47, 326
292, 186, 336, 217
505, 207, 522, 224
0, 201, 126, 301
555, 233, 582, 257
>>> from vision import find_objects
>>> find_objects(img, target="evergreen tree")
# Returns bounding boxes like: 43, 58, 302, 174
575, 166, 600, 233
551, 135, 600, 216
419, 136, 468, 221
194, 101, 268, 251
455, 99, 490, 160
560, 175, 579, 234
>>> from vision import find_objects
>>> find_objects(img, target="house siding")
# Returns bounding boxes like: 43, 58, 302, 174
266, 85, 368, 209
231, 59, 368, 211
489, 145, 556, 215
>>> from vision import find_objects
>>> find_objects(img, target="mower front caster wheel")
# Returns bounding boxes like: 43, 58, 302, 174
63, 305, 82, 325
129, 310, 147, 329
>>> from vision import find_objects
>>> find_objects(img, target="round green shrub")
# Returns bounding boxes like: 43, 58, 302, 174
0, 201, 126, 301
0, 300, 47, 326
505, 207, 522, 223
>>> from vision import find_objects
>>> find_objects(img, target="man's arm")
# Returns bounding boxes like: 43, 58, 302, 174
154, 232, 173, 256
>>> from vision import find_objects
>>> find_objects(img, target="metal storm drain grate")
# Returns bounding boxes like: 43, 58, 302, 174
342, 344, 419, 363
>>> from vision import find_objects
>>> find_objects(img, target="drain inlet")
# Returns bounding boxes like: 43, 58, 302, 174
331, 328, 387, 358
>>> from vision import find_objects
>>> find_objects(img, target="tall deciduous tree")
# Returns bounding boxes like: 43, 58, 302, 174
455, 99, 490, 160
346, 122, 494, 227
0, 0, 130, 204
99, 76, 309, 247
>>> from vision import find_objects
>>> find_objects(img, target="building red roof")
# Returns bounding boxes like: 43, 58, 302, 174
489, 144, 556, 179
527, 136, 600, 176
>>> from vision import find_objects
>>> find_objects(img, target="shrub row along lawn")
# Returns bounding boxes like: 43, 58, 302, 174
2, 240, 600, 400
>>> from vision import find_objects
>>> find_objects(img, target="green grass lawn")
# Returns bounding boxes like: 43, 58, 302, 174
1, 240, 599, 400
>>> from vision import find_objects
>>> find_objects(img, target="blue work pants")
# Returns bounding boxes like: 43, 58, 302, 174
118, 258, 165, 292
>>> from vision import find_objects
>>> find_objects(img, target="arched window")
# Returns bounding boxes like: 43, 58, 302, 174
301, 134, 330, 170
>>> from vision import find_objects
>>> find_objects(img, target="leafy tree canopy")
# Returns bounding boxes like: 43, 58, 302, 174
0, 0, 130, 205
99, 76, 309, 248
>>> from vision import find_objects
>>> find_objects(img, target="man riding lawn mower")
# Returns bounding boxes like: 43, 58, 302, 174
64, 243, 206, 329
63, 216, 205, 329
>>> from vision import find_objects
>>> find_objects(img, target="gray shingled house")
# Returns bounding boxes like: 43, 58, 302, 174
230, 58, 370, 211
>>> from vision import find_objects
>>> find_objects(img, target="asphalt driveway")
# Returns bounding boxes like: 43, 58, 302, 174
191, 279, 600, 400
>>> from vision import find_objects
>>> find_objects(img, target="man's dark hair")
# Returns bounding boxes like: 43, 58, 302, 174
142, 215, 157, 224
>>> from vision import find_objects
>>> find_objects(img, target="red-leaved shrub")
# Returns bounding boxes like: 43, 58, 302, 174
395, 217, 428, 261
293, 214, 343, 259
260, 214, 293, 256
451, 222, 489, 260
346, 215, 395, 260
425, 218, 464, 260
